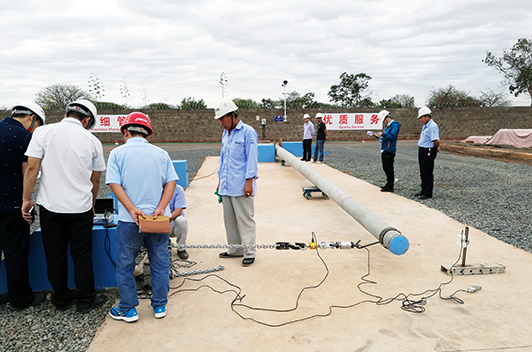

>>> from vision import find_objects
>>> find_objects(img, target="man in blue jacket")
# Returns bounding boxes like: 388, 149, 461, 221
375, 110, 401, 192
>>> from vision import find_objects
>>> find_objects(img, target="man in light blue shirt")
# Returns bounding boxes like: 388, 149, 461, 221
301, 113, 315, 161
416, 107, 440, 199
214, 98, 258, 267
106, 112, 177, 323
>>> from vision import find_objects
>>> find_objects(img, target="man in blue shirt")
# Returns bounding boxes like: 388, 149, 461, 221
0, 103, 46, 310
169, 184, 188, 260
375, 110, 401, 193
106, 112, 177, 323
416, 107, 440, 199
214, 98, 258, 267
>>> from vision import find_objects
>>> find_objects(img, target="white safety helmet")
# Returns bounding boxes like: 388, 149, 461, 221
214, 98, 238, 119
11, 102, 46, 124
418, 106, 432, 118
66, 99, 98, 130
377, 110, 390, 121
315, 113, 323, 119
303, 113, 310, 119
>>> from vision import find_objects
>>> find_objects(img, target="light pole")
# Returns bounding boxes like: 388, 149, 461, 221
220, 72, 227, 98
282, 80, 288, 122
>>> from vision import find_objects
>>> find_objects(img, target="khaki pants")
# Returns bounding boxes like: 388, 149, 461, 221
222, 195, 256, 258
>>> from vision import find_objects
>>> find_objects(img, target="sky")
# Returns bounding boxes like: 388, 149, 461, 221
1, 0, 531, 110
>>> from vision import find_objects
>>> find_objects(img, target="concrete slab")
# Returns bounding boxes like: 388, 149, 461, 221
88, 157, 532, 352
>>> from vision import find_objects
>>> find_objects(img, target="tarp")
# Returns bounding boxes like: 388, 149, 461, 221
485, 129, 532, 148
463, 136, 492, 144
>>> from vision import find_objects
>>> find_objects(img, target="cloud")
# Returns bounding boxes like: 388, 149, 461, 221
1, 0, 531, 109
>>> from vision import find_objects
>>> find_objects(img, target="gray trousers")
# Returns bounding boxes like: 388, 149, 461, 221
222, 195, 256, 258
170, 216, 188, 248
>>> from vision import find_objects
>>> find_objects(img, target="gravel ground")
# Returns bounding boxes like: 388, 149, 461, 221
324, 141, 532, 253
1, 141, 530, 352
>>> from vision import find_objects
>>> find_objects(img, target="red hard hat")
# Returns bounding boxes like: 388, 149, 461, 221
120, 112, 153, 136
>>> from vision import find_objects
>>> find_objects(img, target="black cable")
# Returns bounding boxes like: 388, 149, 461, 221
104, 227, 116, 269
191, 167, 219, 181
165, 233, 470, 327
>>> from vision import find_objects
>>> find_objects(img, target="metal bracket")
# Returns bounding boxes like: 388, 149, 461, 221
441, 263, 505, 275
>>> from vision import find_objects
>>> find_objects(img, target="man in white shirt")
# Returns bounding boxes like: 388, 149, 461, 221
301, 113, 315, 161
22, 99, 107, 313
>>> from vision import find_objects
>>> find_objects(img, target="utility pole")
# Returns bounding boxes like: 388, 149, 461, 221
282, 80, 288, 122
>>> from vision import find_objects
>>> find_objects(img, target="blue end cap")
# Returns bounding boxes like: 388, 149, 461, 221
389, 235, 409, 255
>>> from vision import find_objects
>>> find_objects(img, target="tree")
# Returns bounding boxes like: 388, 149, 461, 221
88, 72, 105, 101
260, 98, 280, 109
426, 85, 482, 108
234, 98, 260, 109
285, 92, 326, 109
94, 101, 129, 110
478, 89, 511, 107
328, 72, 373, 108
379, 94, 416, 108
484, 37, 532, 105
120, 78, 131, 106
180, 97, 207, 110
35, 84, 92, 110
141, 103, 178, 109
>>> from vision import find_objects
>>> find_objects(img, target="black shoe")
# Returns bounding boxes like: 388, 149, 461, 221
177, 250, 189, 260
31, 292, 47, 307
219, 252, 243, 258
300, 158, 305, 161
77, 294, 107, 314
0, 293, 9, 305
418, 195, 432, 199
414, 193, 423, 197
380, 187, 394, 192
53, 295, 77, 311
242, 258, 255, 267
8, 292, 47, 311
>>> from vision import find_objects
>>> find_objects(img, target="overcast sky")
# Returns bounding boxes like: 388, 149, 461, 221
1, 0, 531, 110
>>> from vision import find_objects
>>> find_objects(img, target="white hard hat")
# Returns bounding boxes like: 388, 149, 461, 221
377, 110, 390, 120
418, 106, 432, 118
11, 102, 46, 124
214, 98, 238, 119
303, 113, 310, 119
66, 99, 98, 129
315, 113, 323, 119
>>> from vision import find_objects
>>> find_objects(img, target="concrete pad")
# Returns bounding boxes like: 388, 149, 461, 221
88, 157, 532, 352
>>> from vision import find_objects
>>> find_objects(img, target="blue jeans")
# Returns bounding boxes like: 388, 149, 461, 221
314, 139, 326, 162
115, 221, 169, 311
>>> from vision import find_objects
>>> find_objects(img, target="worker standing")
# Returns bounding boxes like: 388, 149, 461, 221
301, 113, 315, 161
0, 103, 47, 310
214, 98, 258, 267
416, 107, 440, 199
375, 110, 401, 192
22, 99, 107, 313
107, 112, 177, 322
313, 113, 327, 163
